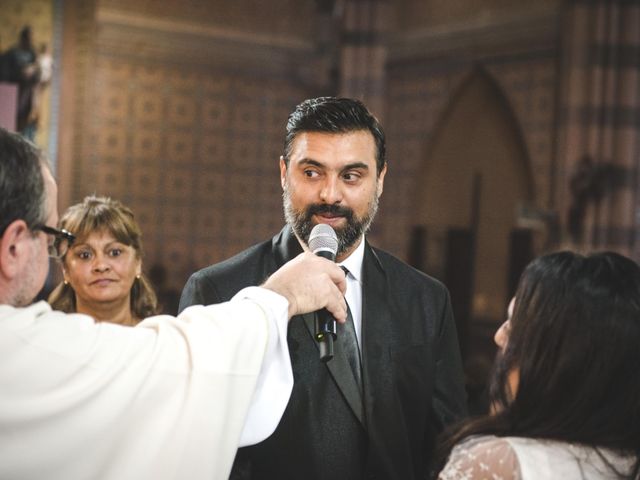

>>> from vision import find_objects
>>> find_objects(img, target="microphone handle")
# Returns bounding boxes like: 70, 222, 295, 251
315, 309, 337, 362
313, 248, 337, 362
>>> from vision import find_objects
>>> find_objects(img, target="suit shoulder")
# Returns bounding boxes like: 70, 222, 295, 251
188, 239, 273, 284
372, 247, 448, 293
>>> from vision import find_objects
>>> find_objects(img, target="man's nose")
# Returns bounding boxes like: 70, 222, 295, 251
319, 176, 342, 204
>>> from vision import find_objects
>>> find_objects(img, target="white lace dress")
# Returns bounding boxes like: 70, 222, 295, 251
438, 435, 637, 479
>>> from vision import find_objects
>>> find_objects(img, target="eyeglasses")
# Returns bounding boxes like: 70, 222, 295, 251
34, 225, 76, 259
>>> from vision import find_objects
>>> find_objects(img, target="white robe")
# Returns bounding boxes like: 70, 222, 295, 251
0, 287, 293, 480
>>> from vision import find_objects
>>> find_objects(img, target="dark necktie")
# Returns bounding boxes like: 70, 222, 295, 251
340, 266, 363, 394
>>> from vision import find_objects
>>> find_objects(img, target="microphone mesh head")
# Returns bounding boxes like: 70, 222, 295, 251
308, 223, 338, 256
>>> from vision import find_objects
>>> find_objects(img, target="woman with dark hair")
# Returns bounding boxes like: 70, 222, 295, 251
48, 195, 158, 325
437, 251, 640, 479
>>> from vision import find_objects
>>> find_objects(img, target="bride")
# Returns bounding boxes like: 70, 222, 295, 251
437, 251, 640, 479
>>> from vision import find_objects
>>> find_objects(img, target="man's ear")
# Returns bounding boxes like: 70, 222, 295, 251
279, 156, 288, 190
0, 220, 32, 280
376, 163, 387, 197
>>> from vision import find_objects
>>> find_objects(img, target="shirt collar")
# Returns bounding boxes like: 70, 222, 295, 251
338, 236, 365, 283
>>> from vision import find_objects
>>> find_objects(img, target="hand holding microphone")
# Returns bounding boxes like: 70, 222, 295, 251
308, 224, 341, 362
262, 244, 346, 322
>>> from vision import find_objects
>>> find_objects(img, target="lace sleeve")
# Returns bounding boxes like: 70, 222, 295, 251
438, 436, 521, 480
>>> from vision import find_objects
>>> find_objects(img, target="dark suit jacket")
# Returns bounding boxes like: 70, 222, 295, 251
179, 226, 467, 480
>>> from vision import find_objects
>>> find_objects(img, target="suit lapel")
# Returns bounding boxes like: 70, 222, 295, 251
361, 245, 394, 425
301, 311, 365, 426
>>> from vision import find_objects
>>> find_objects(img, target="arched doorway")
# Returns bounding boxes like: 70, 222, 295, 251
412, 68, 534, 376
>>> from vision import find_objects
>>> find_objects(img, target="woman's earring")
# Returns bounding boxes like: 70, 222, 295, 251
63, 279, 69, 285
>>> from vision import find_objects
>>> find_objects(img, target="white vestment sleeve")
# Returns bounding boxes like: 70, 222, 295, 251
0, 289, 293, 480
230, 287, 293, 446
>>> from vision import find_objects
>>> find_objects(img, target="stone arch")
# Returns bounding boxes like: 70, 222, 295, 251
413, 66, 534, 326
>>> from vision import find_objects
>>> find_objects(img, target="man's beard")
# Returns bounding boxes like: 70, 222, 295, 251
282, 184, 380, 257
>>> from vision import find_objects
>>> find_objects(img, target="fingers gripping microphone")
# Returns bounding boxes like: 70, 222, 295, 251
308, 224, 339, 362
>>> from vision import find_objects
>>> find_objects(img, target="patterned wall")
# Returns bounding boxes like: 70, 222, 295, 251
46, 0, 323, 295
76, 57, 310, 291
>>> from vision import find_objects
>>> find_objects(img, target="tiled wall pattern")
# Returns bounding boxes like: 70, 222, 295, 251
75, 57, 309, 290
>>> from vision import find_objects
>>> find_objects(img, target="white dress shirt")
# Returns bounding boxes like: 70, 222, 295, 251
338, 236, 366, 348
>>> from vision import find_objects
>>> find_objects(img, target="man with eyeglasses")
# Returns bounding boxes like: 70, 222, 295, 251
33, 224, 75, 258
0, 127, 347, 479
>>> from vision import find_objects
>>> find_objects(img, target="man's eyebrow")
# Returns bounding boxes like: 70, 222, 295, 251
298, 158, 323, 168
297, 159, 370, 171
341, 162, 369, 171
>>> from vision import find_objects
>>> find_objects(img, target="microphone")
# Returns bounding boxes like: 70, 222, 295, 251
308, 223, 339, 362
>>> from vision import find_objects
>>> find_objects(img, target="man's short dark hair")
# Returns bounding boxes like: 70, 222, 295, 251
0, 128, 47, 236
283, 97, 386, 174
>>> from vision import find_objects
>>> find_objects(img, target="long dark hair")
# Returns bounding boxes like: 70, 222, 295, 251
436, 251, 640, 477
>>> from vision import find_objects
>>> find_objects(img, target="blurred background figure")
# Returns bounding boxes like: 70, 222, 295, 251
2, 26, 39, 139
36, 42, 52, 83
28, 42, 53, 130
436, 251, 640, 479
48, 195, 158, 326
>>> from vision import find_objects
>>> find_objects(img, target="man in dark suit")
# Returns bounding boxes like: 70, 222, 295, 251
179, 97, 468, 480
